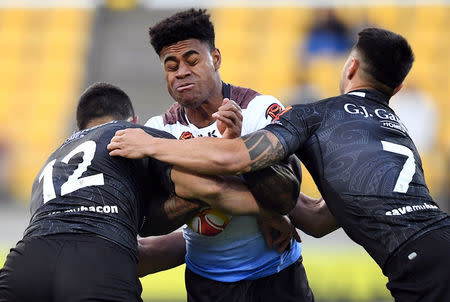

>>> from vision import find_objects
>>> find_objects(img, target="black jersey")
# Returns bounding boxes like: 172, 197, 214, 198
265, 89, 449, 268
23, 121, 175, 260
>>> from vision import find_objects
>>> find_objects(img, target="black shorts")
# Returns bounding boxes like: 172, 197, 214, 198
185, 256, 314, 302
0, 234, 142, 302
384, 225, 450, 302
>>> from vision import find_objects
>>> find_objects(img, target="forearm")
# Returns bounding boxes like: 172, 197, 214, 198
139, 194, 202, 236
289, 193, 340, 237
138, 231, 186, 277
147, 136, 251, 175
172, 167, 260, 216
108, 129, 286, 175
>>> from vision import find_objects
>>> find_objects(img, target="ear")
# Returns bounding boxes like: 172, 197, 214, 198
392, 84, 403, 96
212, 48, 221, 70
347, 58, 359, 80
129, 116, 138, 124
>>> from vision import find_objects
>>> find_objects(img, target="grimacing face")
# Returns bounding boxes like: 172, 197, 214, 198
160, 39, 221, 108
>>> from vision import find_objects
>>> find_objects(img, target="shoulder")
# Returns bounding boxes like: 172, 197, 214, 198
140, 125, 176, 139
246, 95, 284, 116
150, 102, 189, 126
228, 83, 261, 109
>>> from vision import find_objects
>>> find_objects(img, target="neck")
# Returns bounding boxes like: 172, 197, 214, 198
83, 116, 115, 130
344, 83, 376, 94
184, 81, 223, 128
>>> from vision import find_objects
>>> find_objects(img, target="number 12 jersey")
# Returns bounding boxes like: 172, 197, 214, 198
24, 121, 175, 260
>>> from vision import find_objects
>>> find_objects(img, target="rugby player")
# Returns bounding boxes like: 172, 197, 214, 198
0, 82, 289, 302
109, 28, 450, 301
132, 9, 329, 302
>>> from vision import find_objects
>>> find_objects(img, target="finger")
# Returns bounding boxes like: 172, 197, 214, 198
215, 114, 239, 129
259, 223, 273, 249
109, 149, 124, 157
273, 230, 290, 247
114, 129, 127, 136
215, 110, 240, 125
228, 100, 242, 114
276, 237, 291, 254
107, 142, 120, 151
110, 135, 122, 143
218, 101, 243, 118
293, 229, 302, 243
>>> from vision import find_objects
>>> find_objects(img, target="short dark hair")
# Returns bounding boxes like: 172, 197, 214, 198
76, 82, 134, 130
149, 8, 215, 56
355, 28, 414, 90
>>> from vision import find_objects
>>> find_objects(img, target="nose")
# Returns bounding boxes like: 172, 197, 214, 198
175, 62, 191, 79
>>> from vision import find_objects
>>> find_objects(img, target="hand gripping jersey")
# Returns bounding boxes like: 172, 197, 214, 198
265, 89, 449, 268
24, 121, 175, 260
146, 82, 301, 281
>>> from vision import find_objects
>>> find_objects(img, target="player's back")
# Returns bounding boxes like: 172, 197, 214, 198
269, 89, 449, 268
24, 121, 174, 259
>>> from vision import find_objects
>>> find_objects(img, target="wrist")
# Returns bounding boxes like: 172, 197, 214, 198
142, 136, 158, 157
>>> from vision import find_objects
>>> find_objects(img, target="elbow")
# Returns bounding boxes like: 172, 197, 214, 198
197, 177, 226, 201
308, 229, 329, 238
278, 198, 297, 215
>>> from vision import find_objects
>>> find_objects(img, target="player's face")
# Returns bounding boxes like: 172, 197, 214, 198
160, 39, 221, 109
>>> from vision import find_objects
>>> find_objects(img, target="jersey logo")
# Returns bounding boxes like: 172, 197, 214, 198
180, 131, 195, 140
272, 106, 292, 122
265, 103, 283, 121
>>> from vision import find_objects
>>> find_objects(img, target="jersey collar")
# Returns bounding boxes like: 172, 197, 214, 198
347, 89, 391, 105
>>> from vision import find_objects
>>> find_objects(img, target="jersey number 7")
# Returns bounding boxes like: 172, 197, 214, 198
38, 140, 105, 203
381, 141, 416, 193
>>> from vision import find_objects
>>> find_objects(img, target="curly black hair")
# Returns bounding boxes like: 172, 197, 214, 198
149, 8, 215, 56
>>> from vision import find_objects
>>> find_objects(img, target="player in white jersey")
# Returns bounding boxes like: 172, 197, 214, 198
137, 9, 322, 302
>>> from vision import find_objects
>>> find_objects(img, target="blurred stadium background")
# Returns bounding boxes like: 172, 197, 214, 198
0, 0, 448, 301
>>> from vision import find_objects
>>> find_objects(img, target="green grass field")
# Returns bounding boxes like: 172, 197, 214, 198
1, 247, 392, 302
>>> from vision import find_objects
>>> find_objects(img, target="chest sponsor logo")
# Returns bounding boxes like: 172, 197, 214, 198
265, 103, 283, 121
344, 103, 408, 135
180, 131, 195, 140
385, 202, 438, 216
49, 205, 119, 216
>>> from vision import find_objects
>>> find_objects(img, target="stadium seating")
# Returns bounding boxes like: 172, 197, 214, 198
0, 8, 93, 200
211, 5, 449, 203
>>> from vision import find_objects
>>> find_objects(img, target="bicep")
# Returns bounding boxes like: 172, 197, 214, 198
171, 167, 260, 216
171, 167, 225, 200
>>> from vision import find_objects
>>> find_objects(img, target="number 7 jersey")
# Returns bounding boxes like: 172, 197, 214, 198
24, 121, 175, 260
265, 89, 449, 269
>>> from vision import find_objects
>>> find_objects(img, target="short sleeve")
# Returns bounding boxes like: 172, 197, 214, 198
145, 116, 164, 129
263, 105, 309, 156
242, 95, 285, 133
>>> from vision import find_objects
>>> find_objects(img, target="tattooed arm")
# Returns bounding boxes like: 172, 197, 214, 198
139, 193, 202, 237
243, 155, 301, 215
108, 129, 286, 175
171, 167, 261, 216
139, 166, 264, 237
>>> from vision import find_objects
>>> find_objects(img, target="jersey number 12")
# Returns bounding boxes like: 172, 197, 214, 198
38, 140, 104, 203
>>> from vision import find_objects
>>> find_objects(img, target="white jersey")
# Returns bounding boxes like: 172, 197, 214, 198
145, 83, 301, 281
